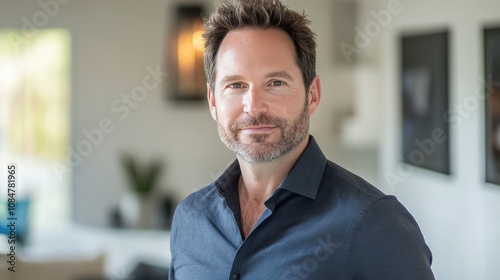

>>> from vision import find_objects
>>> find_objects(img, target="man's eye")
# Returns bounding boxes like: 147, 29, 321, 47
229, 83, 244, 89
270, 80, 285, 86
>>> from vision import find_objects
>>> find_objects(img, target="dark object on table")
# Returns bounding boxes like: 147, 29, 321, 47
130, 262, 169, 280
75, 262, 169, 280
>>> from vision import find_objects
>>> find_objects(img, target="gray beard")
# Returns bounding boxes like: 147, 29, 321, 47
217, 101, 310, 164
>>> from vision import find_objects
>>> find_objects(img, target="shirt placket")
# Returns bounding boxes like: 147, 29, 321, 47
228, 205, 275, 279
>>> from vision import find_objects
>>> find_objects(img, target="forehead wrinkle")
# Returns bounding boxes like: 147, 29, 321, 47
215, 29, 300, 89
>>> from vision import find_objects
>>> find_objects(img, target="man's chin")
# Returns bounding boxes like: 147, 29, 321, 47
235, 142, 291, 163
236, 152, 277, 164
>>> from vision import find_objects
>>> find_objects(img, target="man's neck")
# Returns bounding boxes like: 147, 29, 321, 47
237, 136, 309, 204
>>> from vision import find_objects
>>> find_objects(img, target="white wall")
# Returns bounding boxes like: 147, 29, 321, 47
354, 0, 500, 278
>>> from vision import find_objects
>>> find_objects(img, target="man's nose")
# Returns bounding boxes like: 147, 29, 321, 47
243, 86, 269, 117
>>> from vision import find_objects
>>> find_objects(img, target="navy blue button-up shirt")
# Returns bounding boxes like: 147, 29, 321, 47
169, 136, 434, 279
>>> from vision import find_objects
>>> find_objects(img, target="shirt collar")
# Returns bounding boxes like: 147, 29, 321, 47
213, 160, 241, 199
213, 135, 327, 201
277, 135, 327, 200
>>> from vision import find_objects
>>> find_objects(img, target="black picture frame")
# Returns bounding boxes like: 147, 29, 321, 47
400, 31, 451, 174
484, 27, 500, 185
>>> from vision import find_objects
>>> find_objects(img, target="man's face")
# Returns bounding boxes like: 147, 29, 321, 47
208, 28, 319, 163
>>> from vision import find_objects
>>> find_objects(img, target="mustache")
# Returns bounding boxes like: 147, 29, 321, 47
231, 114, 287, 131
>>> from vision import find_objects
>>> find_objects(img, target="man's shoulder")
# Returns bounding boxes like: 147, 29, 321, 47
175, 183, 220, 214
323, 160, 386, 202
315, 160, 402, 232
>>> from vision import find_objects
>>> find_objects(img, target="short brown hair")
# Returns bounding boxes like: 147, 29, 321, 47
203, 0, 316, 91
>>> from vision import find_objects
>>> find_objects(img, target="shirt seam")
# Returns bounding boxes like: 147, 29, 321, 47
346, 195, 396, 277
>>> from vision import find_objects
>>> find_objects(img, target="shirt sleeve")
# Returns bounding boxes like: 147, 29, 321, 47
168, 202, 181, 280
349, 196, 435, 279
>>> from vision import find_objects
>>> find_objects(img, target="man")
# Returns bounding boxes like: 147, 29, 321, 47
169, 0, 434, 279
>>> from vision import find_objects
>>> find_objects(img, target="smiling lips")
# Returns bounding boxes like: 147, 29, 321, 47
231, 114, 286, 134
239, 126, 277, 133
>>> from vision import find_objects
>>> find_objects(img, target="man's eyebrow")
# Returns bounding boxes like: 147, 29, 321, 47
219, 75, 244, 86
218, 71, 294, 87
265, 71, 294, 81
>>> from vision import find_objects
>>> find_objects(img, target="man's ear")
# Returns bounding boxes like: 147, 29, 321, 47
207, 83, 218, 121
307, 76, 321, 116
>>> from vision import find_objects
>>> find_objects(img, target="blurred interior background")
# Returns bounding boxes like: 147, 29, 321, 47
1, 0, 500, 279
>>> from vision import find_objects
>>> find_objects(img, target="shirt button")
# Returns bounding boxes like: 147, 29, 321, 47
232, 273, 240, 280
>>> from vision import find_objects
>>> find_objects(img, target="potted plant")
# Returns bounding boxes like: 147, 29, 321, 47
119, 155, 163, 229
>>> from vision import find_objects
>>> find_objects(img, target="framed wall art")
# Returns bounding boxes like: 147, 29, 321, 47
484, 27, 500, 184
400, 31, 451, 174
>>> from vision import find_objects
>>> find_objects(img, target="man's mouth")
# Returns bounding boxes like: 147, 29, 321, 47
239, 125, 277, 133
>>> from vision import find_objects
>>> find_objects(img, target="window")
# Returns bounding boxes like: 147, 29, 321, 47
0, 29, 71, 232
